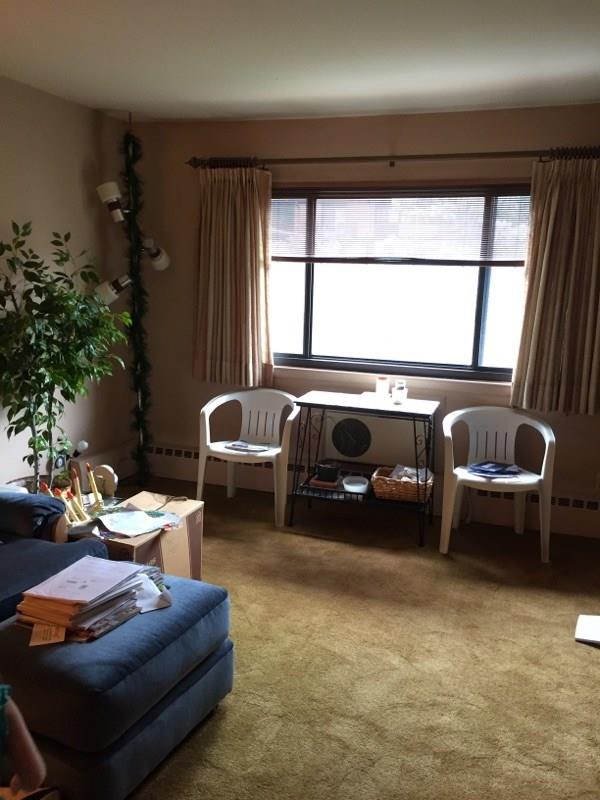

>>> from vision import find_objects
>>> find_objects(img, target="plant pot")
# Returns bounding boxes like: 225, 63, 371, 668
6, 475, 50, 494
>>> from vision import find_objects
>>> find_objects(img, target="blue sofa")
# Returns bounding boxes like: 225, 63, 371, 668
0, 492, 234, 799
0, 491, 108, 620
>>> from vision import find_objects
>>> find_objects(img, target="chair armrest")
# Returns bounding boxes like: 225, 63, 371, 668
525, 418, 556, 482
280, 405, 300, 457
442, 409, 464, 474
199, 393, 239, 448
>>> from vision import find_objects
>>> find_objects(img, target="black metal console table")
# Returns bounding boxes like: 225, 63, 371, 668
288, 390, 439, 546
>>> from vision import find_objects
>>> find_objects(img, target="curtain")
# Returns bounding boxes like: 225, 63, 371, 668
193, 167, 273, 386
511, 155, 600, 414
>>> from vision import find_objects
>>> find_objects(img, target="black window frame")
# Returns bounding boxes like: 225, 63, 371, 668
271, 185, 530, 381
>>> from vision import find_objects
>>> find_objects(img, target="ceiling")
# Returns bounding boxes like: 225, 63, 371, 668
2, 0, 600, 120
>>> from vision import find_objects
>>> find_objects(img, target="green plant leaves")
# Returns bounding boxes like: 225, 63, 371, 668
0, 222, 128, 488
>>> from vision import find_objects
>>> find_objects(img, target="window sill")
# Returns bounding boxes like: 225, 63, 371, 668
273, 363, 512, 404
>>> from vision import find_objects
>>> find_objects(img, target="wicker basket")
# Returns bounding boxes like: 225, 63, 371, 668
371, 466, 433, 502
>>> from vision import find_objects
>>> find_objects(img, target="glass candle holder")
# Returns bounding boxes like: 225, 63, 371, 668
392, 380, 408, 404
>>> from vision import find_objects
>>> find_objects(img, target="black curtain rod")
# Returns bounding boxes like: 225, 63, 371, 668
186, 146, 600, 169
186, 149, 549, 168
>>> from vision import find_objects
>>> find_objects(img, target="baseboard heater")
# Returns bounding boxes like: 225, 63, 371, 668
147, 443, 599, 511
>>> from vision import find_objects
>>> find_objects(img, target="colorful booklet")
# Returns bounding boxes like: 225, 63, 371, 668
466, 461, 521, 477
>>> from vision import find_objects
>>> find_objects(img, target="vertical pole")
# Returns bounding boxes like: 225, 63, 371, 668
122, 130, 151, 484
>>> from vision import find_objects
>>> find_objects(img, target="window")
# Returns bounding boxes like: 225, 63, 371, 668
270, 188, 530, 380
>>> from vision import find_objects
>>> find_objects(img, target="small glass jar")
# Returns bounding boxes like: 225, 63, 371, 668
392, 379, 408, 404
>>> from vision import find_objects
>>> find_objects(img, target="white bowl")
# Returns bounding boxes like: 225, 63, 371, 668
342, 476, 369, 494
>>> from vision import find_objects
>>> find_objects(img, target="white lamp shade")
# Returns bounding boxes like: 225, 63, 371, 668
95, 281, 119, 306
143, 237, 171, 271
95, 274, 131, 306
96, 181, 124, 222
96, 181, 121, 203
149, 248, 170, 271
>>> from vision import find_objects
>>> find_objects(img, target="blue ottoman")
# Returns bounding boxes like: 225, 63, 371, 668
0, 576, 234, 800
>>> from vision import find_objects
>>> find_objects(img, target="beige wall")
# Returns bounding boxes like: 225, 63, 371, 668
0, 76, 130, 483
136, 104, 600, 526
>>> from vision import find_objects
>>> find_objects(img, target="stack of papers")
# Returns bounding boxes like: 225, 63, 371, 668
466, 461, 522, 478
17, 556, 171, 645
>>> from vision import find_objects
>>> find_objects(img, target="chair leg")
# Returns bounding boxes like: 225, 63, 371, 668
452, 484, 464, 530
439, 475, 458, 554
538, 487, 551, 563
226, 462, 237, 499
464, 487, 472, 525
196, 452, 207, 501
514, 492, 526, 534
273, 458, 287, 528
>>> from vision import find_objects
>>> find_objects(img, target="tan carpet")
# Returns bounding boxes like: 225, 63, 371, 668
132, 482, 600, 800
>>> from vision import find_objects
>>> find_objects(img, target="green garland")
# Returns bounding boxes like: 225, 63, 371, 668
121, 131, 152, 483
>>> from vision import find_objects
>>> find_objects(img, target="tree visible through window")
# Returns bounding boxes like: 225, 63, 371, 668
270, 188, 530, 380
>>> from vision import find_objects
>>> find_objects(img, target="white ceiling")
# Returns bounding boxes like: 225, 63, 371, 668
2, 0, 600, 120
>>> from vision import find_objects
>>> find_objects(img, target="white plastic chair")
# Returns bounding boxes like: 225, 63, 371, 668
196, 389, 299, 527
439, 406, 555, 562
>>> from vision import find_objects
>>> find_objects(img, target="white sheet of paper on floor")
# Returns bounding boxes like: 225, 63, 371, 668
574, 614, 600, 645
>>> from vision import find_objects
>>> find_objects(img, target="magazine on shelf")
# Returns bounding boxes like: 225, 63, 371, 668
308, 475, 340, 490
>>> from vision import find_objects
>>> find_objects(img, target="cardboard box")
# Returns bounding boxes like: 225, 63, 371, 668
104, 491, 203, 580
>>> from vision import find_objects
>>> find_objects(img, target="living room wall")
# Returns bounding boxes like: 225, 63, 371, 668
135, 104, 600, 534
0, 76, 130, 484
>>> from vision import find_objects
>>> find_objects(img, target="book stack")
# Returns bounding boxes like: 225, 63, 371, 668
17, 556, 159, 643
308, 474, 340, 490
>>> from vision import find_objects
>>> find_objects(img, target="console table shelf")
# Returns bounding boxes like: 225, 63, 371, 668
288, 390, 439, 546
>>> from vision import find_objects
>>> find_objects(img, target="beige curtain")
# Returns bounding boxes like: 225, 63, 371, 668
511, 156, 600, 414
193, 167, 273, 386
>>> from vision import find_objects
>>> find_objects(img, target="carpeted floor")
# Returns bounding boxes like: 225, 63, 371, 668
132, 481, 600, 800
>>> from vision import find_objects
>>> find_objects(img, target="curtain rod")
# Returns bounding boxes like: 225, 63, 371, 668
186, 149, 550, 168
186, 146, 600, 169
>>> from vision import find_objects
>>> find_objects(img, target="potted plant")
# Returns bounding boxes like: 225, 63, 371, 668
0, 222, 130, 492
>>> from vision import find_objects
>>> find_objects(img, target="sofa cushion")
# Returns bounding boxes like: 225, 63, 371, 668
0, 576, 230, 752
0, 538, 108, 621
0, 492, 66, 541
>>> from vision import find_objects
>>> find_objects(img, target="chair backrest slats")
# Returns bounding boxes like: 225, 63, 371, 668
237, 390, 295, 445
467, 411, 522, 464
